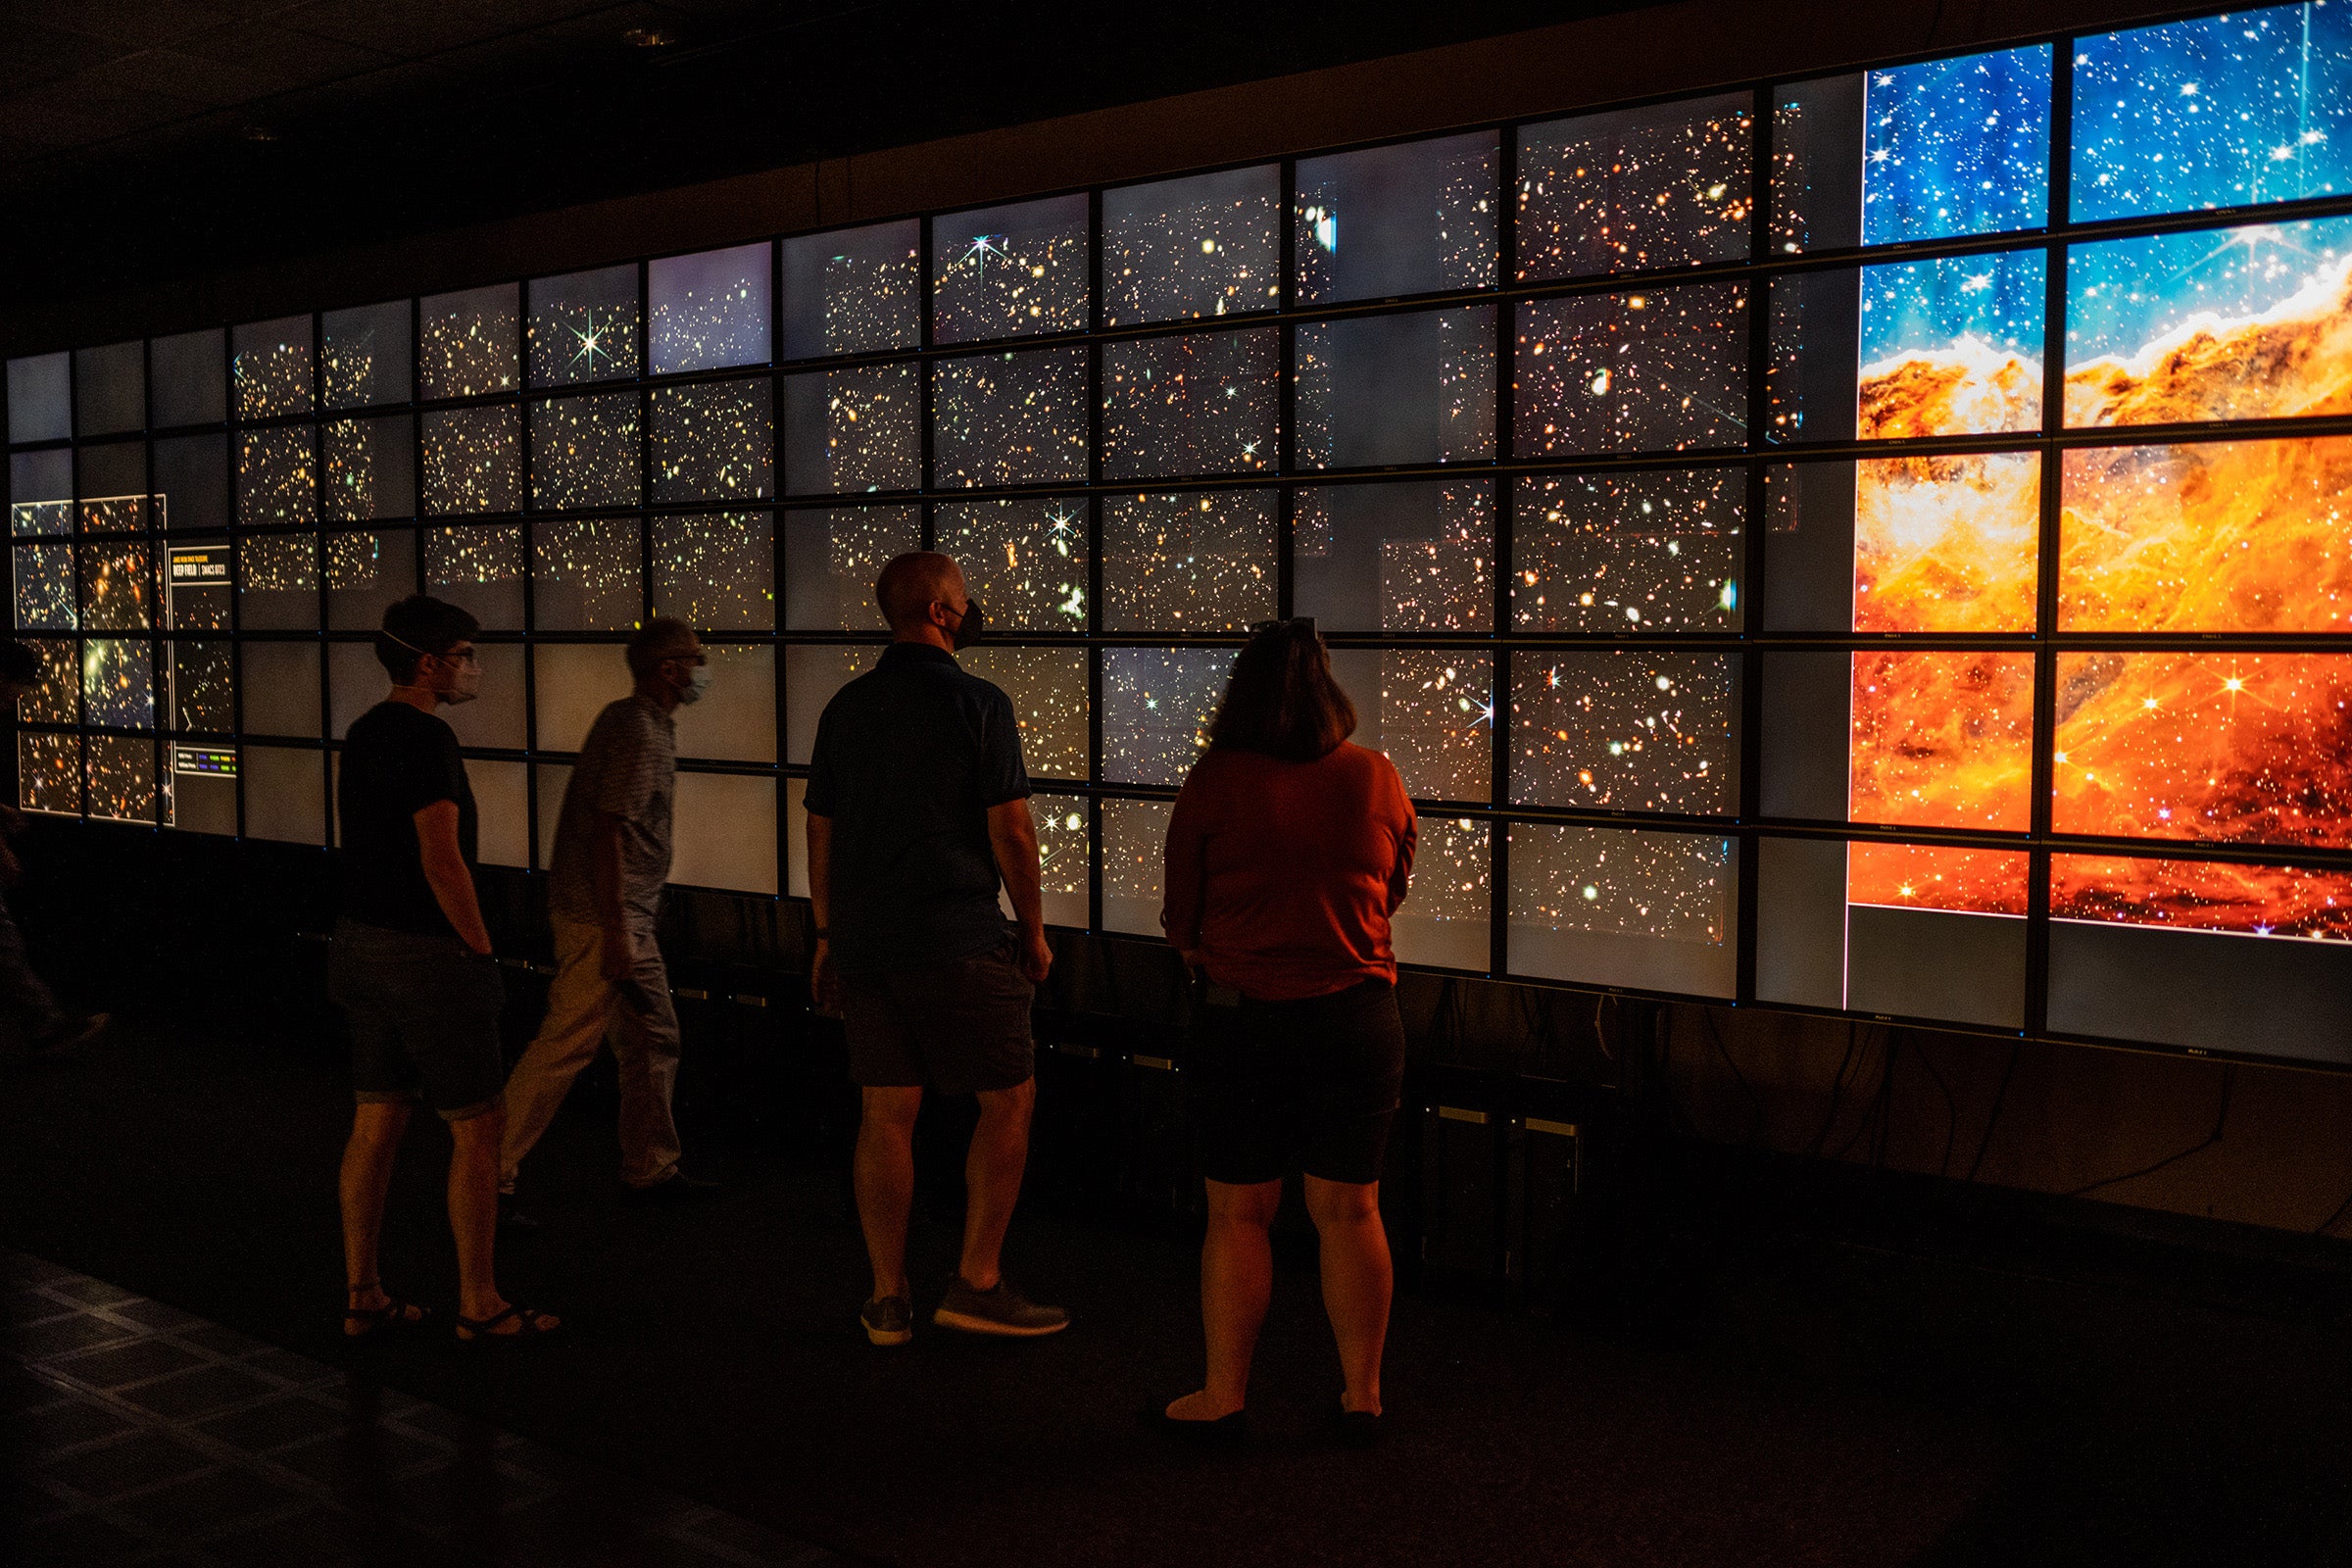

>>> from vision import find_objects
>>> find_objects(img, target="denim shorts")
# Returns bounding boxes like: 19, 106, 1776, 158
326, 917, 508, 1121
1187, 978, 1407, 1187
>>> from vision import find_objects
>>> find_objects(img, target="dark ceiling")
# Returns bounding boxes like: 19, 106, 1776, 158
0, 0, 1654, 311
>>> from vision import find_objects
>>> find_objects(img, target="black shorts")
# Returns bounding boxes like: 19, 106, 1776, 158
1188, 978, 1407, 1187
327, 917, 508, 1121
839, 937, 1036, 1096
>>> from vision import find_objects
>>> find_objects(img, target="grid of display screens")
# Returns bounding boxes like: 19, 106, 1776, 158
10, 3, 2352, 1066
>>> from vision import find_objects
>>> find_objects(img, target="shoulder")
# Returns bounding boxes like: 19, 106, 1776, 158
1332, 743, 1408, 797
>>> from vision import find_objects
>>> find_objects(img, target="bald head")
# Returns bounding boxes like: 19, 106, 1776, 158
875, 552, 967, 635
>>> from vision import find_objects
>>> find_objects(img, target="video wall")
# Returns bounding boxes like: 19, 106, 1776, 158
8, 2, 2352, 1065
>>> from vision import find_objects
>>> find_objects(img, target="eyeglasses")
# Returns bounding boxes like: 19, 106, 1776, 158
1247, 617, 1317, 633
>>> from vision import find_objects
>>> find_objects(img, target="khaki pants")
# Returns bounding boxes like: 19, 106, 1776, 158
499, 914, 682, 1191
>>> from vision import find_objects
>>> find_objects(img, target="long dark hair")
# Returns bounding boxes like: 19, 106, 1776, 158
1206, 620, 1356, 762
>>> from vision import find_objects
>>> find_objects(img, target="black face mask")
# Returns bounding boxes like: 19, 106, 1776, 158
951, 596, 987, 651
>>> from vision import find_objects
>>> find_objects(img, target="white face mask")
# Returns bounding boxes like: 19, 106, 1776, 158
677, 663, 711, 706
441, 659, 481, 706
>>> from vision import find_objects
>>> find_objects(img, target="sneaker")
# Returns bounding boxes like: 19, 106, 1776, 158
25, 1012, 107, 1059
931, 1276, 1068, 1338
860, 1293, 913, 1347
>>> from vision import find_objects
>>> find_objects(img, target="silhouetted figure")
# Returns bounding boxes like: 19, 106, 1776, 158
0, 642, 106, 1062
806, 551, 1066, 1347
501, 616, 720, 1211
1151, 619, 1416, 1447
328, 596, 559, 1343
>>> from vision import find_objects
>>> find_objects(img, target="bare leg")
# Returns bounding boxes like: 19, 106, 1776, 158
447, 1105, 519, 1325
958, 1078, 1035, 1290
340, 1102, 413, 1332
1304, 1175, 1391, 1416
1165, 1178, 1282, 1421
855, 1086, 924, 1300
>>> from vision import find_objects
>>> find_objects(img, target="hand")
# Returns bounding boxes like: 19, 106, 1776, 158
1016, 927, 1053, 986
600, 925, 635, 982
810, 940, 843, 1017
1177, 948, 1207, 978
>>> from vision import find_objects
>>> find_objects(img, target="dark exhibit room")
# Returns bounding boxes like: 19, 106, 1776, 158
9, 0, 2352, 1564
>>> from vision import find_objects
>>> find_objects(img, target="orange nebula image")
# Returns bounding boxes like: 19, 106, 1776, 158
1844, 265, 2352, 936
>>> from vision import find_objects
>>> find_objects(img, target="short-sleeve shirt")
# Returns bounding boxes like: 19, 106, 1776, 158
804, 642, 1031, 974
338, 701, 477, 937
548, 696, 676, 925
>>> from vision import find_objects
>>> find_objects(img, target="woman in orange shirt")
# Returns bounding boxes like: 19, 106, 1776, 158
1147, 619, 1416, 1448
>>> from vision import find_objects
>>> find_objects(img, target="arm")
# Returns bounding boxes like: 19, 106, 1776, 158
1160, 777, 1208, 970
987, 798, 1052, 985
1388, 805, 1419, 919
806, 809, 839, 1013
415, 800, 493, 956
589, 809, 634, 980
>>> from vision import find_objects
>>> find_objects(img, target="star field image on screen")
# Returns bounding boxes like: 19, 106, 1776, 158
76, 441, 149, 531
1513, 468, 1742, 632
1510, 824, 1731, 944
653, 514, 771, 630
21, 639, 75, 724
2066, 216, 2352, 428
85, 734, 157, 823
1292, 481, 1494, 632
532, 518, 642, 631
421, 408, 520, 515
1860, 252, 2046, 439
1102, 167, 1279, 325
2051, 852, 2352, 939
1850, 649, 2035, 833
650, 243, 771, 373
1100, 328, 1278, 480
323, 416, 415, 523
932, 195, 1089, 345
1517, 93, 1752, 280
782, 507, 918, 630
2060, 437, 2352, 631
232, 318, 313, 419
172, 642, 231, 733
530, 393, 641, 511
321, 302, 412, 410
1515, 284, 1748, 455
2074, 4, 2352, 222
933, 499, 1088, 631
932, 349, 1089, 488
1102, 647, 1232, 787
426, 524, 523, 628
78, 543, 151, 630
650, 382, 773, 502
958, 647, 1088, 781
327, 531, 415, 628
14, 543, 74, 630
19, 732, 79, 814
238, 428, 316, 527
1865, 49, 2050, 244
81, 641, 152, 729
2049, 653, 2352, 850
1102, 491, 1274, 632
1392, 815, 1492, 967
1343, 650, 1493, 803
1294, 130, 1497, 306
11, 449, 70, 537
419, 285, 520, 399
1027, 792, 1092, 923
1845, 841, 2031, 918
1512, 652, 1736, 814
782, 221, 920, 359
783, 365, 919, 495
529, 265, 641, 386
1101, 797, 1173, 934
237, 532, 318, 630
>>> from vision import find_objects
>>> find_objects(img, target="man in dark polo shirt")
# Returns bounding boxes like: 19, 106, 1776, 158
806, 551, 1066, 1347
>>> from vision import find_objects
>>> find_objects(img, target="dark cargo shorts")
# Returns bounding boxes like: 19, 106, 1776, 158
1188, 977, 1407, 1187
840, 937, 1036, 1096
327, 917, 508, 1121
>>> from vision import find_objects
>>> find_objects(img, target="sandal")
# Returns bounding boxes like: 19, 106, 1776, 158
454, 1303, 562, 1343
343, 1282, 429, 1339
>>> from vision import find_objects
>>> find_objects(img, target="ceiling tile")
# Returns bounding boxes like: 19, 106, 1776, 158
172, 21, 395, 84
74, 47, 287, 104
279, 0, 614, 58
0, 1, 240, 47
0, 22, 129, 93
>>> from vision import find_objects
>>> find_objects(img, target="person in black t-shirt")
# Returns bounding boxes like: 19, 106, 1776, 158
326, 596, 559, 1344
807, 551, 1065, 1348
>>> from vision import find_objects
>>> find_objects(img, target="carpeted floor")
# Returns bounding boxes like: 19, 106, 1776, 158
3, 1017, 2347, 1568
